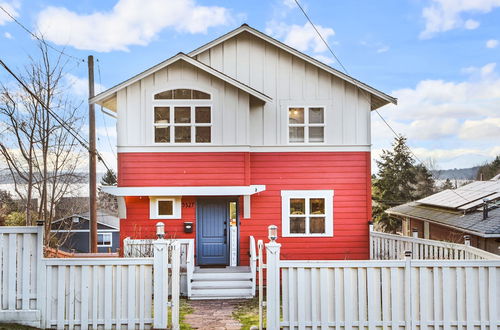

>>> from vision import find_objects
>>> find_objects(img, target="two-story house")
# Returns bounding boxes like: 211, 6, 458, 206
93, 25, 396, 294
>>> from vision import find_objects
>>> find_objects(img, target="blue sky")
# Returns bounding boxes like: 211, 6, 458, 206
0, 0, 499, 173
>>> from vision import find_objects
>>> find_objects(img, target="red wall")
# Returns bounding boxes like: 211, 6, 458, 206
118, 152, 372, 262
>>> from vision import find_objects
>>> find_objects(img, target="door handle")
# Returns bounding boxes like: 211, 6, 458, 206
224, 228, 227, 244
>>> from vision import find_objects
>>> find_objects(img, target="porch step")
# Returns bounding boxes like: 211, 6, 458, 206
189, 267, 254, 300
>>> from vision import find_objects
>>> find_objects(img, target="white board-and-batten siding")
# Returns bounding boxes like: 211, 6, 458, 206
116, 32, 371, 151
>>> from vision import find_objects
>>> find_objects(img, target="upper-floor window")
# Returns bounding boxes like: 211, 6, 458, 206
153, 89, 212, 144
288, 107, 325, 143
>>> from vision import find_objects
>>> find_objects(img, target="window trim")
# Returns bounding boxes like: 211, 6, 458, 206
281, 190, 334, 237
97, 233, 113, 247
149, 196, 182, 219
287, 106, 326, 144
152, 88, 213, 145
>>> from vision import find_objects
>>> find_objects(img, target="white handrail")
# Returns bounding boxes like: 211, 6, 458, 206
186, 239, 194, 298
370, 230, 500, 260
249, 236, 257, 295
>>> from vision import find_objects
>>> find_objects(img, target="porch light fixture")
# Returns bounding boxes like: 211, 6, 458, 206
268, 225, 278, 242
156, 222, 165, 239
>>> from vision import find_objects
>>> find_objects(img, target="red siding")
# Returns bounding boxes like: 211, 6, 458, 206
119, 152, 371, 262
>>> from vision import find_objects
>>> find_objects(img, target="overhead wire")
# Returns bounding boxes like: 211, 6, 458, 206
292, 0, 426, 167
0, 58, 113, 173
0, 5, 85, 63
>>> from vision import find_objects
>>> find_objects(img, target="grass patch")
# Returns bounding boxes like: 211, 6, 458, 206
179, 298, 194, 330
232, 297, 265, 330
0, 325, 36, 330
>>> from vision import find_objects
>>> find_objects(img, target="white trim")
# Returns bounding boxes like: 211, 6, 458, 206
287, 105, 326, 144
117, 145, 371, 153
102, 185, 266, 197
97, 233, 113, 247
188, 25, 397, 110
90, 53, 272, 109
281, 190, 334, 237
50, 229, 119, 233
149, 197, 182, 219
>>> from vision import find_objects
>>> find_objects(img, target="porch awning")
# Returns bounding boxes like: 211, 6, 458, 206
101, 185, 266, 197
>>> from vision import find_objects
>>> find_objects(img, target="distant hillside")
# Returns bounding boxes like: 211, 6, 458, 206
431, 166, 480, 180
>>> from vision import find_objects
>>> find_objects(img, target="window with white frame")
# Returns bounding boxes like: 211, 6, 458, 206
150, 197, 182, 219
153, 89, 212, 144
97, 233, 112, 247
288, 107, 325, 143
281, 190, 333, 237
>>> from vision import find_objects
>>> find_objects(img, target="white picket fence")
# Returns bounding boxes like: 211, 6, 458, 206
265, 241, 500, 329
0, 226, 180, 329
370, 229, 500, 260
123, 237, 194, 296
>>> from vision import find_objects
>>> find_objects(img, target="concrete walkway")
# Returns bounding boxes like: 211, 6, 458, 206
183, 300, 245, 329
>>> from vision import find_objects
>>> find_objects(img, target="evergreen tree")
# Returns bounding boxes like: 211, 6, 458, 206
476, 155, 500, 180
441, 178, 454, 190
100, 169, 117, 186
412, 164, 436, 199
372, 136, 417, 232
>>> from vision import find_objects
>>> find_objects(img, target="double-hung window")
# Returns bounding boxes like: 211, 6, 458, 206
288, 107, 325, 143
281, 190, 333, 237
153, 89, 212, 144
97, 233, 112, 247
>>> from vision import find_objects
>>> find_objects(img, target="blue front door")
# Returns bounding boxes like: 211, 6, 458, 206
196, 199, 229, 265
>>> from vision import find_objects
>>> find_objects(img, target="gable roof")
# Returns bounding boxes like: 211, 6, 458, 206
90, 52, 272, 111
52, 210, 120, 230
189, 24, 397, 110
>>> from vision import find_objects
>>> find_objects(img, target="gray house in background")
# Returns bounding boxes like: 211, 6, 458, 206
50, 211, 120, 253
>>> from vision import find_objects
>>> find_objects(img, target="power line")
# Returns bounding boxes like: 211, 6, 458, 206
0, 5, 85, 63
0, 58, 112, 173
292, 0, 426, 166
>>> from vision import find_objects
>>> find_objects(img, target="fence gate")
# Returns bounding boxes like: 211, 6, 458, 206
0, 226, 181, 329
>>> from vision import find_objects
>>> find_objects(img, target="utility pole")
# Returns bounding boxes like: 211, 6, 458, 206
88, 55, 97, 253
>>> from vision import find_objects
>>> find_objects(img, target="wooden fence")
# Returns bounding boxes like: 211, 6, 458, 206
124, 237, 194, 296
0, 226, 180, 329
370, 229, 500, 260
265, 241, 500, 329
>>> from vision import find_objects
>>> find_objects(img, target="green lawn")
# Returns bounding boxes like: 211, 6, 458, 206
0, 324, 36, 330
232, 297, 264, 330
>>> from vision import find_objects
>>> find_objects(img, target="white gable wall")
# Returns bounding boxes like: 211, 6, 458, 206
116, 32, 371, 151
195, 32, 371, 148
116, 61, 250, 148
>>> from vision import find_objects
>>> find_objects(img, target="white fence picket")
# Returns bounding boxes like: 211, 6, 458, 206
370, 230, 500, 260
0, 227, 181, 329
267, 248, 500, 329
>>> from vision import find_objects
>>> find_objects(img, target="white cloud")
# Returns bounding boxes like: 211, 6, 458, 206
282, 0, 296, 9
65, 73, 105, 97
420, 0, 500, 38
3, 31, 12, 39
459, 118, 500, 140
0, 1, 20, 25
96, 125, 117, 138
266, 21, 335, 53
486, 39, 499, 48
371, 62, 500, 170
314, 54, 334, 65
36, 0, 234, 52
376, 46, 390, 53
464, 19, 480, 30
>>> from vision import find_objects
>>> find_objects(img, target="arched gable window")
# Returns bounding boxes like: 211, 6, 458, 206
153, 88, 212, 144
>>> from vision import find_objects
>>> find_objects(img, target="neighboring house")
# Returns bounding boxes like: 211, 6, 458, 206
387, 178, 500, 255
50, 211, 120, 253
94, 24, 396, 266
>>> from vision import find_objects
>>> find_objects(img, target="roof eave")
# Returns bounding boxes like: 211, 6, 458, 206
188, 25, 397, 109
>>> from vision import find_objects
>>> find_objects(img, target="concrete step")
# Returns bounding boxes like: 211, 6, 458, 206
191, 280, 252, 289
192, 272, 253, 281
190, 287, 254, 299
